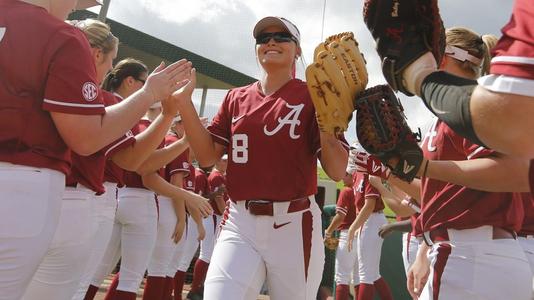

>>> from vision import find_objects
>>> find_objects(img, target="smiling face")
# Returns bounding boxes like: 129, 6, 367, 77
255, 25, 300, 73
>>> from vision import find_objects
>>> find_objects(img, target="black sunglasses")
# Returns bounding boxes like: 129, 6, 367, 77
135, 78, 146, 85
255, 32, 297, 44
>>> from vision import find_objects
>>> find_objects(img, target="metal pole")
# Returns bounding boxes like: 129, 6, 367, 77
98, 0, 111, 21
199, 87, 208, 117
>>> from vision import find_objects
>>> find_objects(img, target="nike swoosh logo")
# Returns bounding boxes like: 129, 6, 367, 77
232, 115, 245, 123
273, 221, 291, 229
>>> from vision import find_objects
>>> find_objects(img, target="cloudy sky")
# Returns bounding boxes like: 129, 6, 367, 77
92, 0, 514, 143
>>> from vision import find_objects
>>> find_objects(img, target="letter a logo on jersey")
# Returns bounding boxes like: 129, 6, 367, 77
263, 103, 304, 139
0, 28, 6, 43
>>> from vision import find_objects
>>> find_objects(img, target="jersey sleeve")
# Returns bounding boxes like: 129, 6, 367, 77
167, 152, 191, 177
209, 174, 225, 193
364, 177, 380, 199
103, 130, 136, 158
207, 91, 232, 146
335, 188, 351, 216
43, 29, 105, 115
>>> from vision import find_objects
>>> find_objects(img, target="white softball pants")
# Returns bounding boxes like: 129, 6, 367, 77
92, 187, 158, 293
335, 229, 359, 285
0, 162, 65, 300
518, 236, 534, 300
198, 214, 222, 263
204, 199, 324, 300
402, 232, 420, 275
357, 212, 387, 284
22, 184, 97, 300
147, 196, 179, 277
71, 182, 117, 300
420, 226, 532, 300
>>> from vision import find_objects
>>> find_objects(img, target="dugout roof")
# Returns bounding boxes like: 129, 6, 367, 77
69, 10, 256, 90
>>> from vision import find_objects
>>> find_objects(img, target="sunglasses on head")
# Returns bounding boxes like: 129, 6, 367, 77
256, 32, 297, 44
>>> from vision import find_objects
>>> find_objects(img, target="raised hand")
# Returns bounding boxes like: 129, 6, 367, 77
143, 60, 193, 103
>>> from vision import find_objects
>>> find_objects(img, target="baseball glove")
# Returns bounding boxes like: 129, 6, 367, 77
363, 0, 445, 95
306, 32, 368, 137
324, 236, 339, 251
355, 85, 423, 182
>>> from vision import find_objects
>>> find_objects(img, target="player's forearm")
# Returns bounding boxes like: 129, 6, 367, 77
388, 176, 422, 202
111, 114, 174, 171
214, 197, 226, 214
52, 89, 155, 156
325, 213, 345, 235
177, 99, 219, 167
350, 199, 375, 231
171, 196, 186, 222
389, 220, 413, 233
136, 137, 190, 175
319, 133, 348, 181
426, 156, 530, 192
142, 172, 191, 201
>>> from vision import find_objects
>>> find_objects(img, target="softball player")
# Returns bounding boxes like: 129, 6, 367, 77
324, 172, 358, 300
347, 172, 393, 300
143, 130, 191, 300
403, 27, 531, 300
173, 16, 348, 300
172, 165, 206, 300
0, 2, 188, 298
187, 157, 228, 299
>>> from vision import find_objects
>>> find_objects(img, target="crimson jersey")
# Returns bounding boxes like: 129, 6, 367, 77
419, 119, 524, 234
0, 1, 104, 174
183, 163, 196, 192
490, 0, 534, 79
352, 172, 383, 212
336, 187, 356, 230
208, 79, 346, 201
519, 193, 534, 236
67, 91, 135, 194
194, 168, 210, 197
208, 169, 228, 216
123, 119, 164, 188
164, 134, 191, 184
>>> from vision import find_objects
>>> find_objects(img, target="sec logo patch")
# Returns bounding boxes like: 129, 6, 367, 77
82, 82, 98, 102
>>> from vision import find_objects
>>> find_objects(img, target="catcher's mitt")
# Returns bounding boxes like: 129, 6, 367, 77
355, 85, 423, 182
324, 236, 339, 251
306, 32, 368, 137
363, 0, 445, 95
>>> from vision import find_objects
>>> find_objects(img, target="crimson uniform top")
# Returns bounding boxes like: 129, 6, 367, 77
335, 187, 356, 230
67, 91, 135, 194
353, 172, 383, 213
490, 0, 534, 79
208, 169, 228, 216
164, 134, 191, 184
518, 193, 534, 236
194, 168, 210, 197
0, 1, 105, 175
208, 79, 342, 201
103, 93, 134, 187
123, 119, 164, 189
418, 119, 524, 235
183, 163, 196, 192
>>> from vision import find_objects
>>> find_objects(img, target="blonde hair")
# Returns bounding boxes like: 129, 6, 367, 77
70, 19, 118, 54
445, 27, 497, 77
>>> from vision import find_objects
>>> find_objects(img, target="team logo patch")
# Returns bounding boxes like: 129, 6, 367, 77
188, 181, 193, 187
82, 82, 98, 102
183, 162, 189, 168
0, 27, 5, 43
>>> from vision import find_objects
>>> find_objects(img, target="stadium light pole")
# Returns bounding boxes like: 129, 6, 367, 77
98, 0, 111, 21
